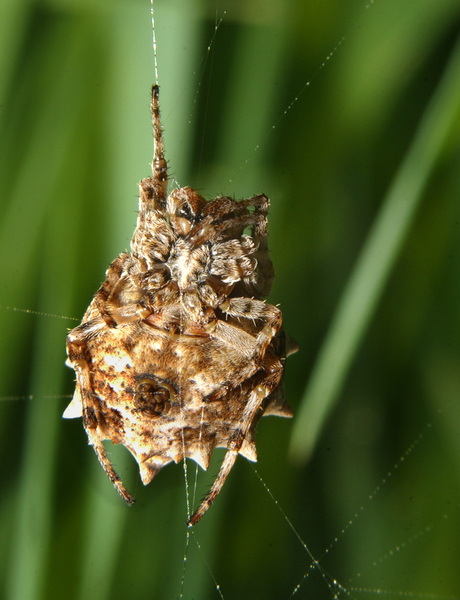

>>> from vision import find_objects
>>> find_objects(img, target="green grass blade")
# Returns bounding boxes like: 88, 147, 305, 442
290, 32, 460, 462
4, 23, 93, 600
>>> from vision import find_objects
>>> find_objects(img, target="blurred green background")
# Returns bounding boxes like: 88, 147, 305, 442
1, 0, 460, 598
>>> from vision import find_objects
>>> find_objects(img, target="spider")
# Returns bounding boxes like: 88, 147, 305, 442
64, 85, 297, 526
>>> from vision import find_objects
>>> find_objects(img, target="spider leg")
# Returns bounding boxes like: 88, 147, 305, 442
142, 85, 168, 213
250, 195, 274, 298
189, 213, 266, 248
219, 297, 282, 362
150, 85, 168, 199
200, 193, 268, 220
93, 254, 168, 327
136, 85, 168, 221
66, 336, 135, 505
188, 194, 269, 247
198, 296, 283, 401
93, 255, 126, 327
190, 194, 274, 297
187, 376, 280, 526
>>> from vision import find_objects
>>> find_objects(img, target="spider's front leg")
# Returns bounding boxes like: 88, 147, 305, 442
93, 255, 127, 327
250, 195, 274, 298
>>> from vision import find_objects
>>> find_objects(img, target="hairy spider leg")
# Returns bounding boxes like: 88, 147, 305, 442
188, 382, 274, 526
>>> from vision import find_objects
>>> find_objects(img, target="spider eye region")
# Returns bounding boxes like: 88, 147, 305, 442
167, 186, 206, 235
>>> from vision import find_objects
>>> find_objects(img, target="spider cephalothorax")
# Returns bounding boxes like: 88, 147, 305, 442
64, 85, 297, 525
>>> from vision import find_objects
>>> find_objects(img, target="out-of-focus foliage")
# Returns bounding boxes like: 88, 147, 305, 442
1, 1, 459, 599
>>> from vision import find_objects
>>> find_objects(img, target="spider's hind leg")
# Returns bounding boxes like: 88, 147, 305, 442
66, 335, 135, 506
187, 381, 273, 526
